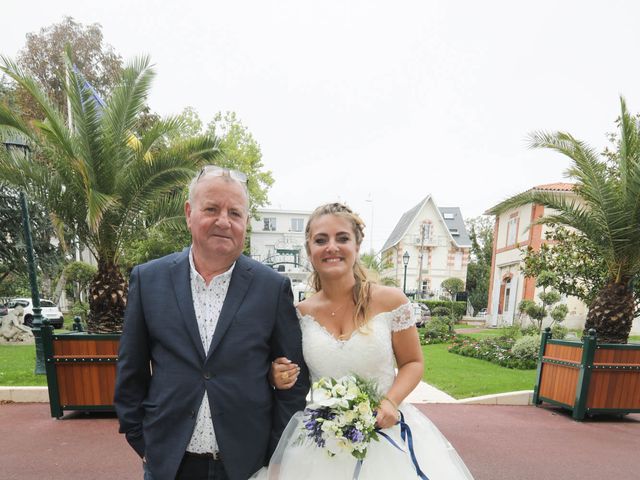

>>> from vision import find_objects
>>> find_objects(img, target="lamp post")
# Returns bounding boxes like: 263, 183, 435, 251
402, 250, 410, 294
3, 139, 45, 374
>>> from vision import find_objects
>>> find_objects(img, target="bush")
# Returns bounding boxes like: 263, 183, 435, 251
431, 306, 451, 318
418, 300, 466, 319
511, 335, 539, 366
551, 324, 568, 340
70, 301, 89, 321
448, 334, 537, 369
520, 324, 539, 337
421, 317, 455, 345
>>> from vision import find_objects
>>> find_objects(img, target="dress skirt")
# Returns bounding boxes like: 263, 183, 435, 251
254, 403, 474, 479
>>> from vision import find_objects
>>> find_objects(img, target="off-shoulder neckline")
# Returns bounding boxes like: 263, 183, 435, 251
296, 302, 410, 344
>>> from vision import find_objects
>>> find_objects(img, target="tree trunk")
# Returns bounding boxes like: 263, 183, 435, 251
87, 260, 127, 333
51, 271, 66, 304
584, 281, 634, 344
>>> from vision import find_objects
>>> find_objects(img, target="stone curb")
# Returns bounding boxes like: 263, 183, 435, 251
455, 390, 534, 406
0, 386, 534, 406
0, 386, 49, 403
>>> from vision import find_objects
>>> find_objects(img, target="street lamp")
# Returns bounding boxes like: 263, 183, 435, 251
402, 250, 410, 294
3, 138, 45, 374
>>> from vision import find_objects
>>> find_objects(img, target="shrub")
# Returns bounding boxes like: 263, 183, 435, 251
431, 306, 451, 318
520, 324, 539, 337
418, 300, 466, 319
71, 301, 90, 321
511, 335, 539, 361
448, 334, 537, 369
551, 324, 568, 340
421, 317, 455, 345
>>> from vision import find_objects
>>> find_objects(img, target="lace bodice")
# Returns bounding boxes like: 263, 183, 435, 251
298, 303, 415, 394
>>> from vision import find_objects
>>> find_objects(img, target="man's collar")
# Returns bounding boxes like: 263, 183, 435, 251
188, 246, 236, 284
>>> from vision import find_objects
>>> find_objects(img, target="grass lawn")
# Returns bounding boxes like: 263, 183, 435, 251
422, 343, 537, 399
0, 345, 47, 386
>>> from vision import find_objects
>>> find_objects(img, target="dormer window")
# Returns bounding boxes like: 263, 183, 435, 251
449, 228, 459, 236
443, 213, 455, 220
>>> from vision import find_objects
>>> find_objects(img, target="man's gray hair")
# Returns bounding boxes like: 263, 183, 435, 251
187, 170, 250, 212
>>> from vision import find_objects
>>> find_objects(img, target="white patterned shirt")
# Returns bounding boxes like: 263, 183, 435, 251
186, 248, 235, 454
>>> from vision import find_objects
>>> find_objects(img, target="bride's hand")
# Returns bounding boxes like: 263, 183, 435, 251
269, 357, 300, 390
375, 398, 400, 429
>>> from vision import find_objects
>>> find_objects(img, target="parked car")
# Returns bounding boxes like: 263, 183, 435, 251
0, 303, 8, 317
476, 308, 487, 318
7, 297, 64, 329
411, 302, 431, 328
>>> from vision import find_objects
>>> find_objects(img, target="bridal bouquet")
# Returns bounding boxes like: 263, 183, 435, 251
301, 375, 382, 460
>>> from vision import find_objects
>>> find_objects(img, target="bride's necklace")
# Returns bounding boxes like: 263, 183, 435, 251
326, 298, 353, 317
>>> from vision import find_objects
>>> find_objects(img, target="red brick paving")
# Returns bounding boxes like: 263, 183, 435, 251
1, 402, 638, 479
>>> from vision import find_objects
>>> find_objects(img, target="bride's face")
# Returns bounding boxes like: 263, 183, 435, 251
307, 214, 360, 277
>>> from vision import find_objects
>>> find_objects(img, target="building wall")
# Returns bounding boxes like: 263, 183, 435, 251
249, 209, 311, 284
484, 194, 637, 332
382, 199, 469, 298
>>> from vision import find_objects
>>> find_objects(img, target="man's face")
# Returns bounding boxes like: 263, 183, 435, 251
185, 176, 249, 262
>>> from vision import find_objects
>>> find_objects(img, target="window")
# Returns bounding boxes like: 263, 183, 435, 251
263, 217, 276, 231
454, 251, 463, 270
449, 228, 459, 236
443, 213, 455, 220
503, 278, 512, 312
506, 217, 518, 246
290, 218, 304, 232
421, 280, 430, 295
422, 223, 432, 241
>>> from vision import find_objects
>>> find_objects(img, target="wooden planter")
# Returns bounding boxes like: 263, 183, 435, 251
41, 324, 120, 418
533, 328, 640, 420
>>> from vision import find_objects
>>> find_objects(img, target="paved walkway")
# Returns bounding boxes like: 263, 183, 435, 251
1, 402, 638, 479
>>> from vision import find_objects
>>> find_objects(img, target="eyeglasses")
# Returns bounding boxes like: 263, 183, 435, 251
197, 165, 247, 184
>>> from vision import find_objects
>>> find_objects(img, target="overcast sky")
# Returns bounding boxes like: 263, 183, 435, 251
4, 1, 639, 252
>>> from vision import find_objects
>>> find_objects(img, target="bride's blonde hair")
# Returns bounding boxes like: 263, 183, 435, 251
305, 203, 372, 328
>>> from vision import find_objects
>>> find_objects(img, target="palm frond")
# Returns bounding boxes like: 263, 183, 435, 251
0, 56, 74, 157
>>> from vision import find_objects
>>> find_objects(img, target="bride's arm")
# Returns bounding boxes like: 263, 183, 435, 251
376, 327, 424, 428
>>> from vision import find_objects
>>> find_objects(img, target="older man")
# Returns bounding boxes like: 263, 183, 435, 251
115, 166, 309, 480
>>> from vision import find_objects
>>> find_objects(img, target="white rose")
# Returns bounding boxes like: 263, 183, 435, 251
357, 402, 372, 416
332, 384, 347, 396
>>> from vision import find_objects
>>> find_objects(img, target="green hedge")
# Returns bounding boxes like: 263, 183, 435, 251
417, 300, 466, 318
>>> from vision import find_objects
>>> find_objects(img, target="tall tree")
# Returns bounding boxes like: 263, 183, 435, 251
522, 226, 640, 317
465, 216, 494, 312
0, 182, 64, 292
491, 97, 640, 343
15, 16, 122, 120
0, 52, 220, 332
207, 111, 274, 215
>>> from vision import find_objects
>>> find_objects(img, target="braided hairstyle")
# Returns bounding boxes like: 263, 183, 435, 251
305, 202, 372, 327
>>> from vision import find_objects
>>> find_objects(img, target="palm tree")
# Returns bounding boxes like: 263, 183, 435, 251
360, 251, 398, 286
492, 97, 640, 343
0, 52, 219, 332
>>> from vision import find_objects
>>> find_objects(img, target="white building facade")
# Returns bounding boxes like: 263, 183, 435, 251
249, 208, 312, 300
380, 196, 471, 299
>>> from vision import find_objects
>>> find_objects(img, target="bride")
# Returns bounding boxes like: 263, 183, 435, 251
257, 202, 473, 479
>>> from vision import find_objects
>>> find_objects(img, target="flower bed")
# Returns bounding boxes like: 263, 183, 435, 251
448, 335, 537, 370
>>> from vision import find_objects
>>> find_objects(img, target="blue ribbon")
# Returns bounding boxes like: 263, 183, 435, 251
352, 411, 429, 480
397, 411, 429, 480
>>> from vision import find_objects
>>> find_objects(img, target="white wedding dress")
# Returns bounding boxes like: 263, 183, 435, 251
255, 303, 474, 479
